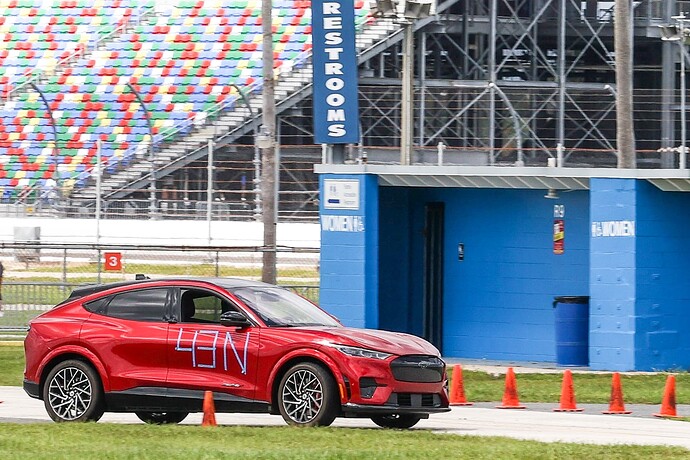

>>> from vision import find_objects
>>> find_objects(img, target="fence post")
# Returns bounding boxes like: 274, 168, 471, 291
215, 250, 220, 277
97, 248, 102, 284
62, 248, 67, 292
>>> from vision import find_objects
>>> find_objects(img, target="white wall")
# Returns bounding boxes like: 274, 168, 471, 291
0, 218, 320, 248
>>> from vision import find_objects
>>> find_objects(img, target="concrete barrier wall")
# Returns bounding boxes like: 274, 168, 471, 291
0, 218, 320, 248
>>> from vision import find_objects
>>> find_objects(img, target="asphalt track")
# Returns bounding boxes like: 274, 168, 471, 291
1, 386, 689, 449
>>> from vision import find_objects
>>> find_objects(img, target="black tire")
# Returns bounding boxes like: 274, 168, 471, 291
135, 411, 189, 425
371, 414, 422, 429
43, 359, 105, 423
277, 362, 339, 427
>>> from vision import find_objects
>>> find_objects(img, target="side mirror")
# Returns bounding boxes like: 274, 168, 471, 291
220, 310, 252, 328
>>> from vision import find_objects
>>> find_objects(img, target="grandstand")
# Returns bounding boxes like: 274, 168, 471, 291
0, 0, 376, 219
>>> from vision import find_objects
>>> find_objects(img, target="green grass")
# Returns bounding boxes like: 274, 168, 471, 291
0, 343, 25, 386
0, 310, 39, 329
16, 262, 320, 279
452, 369, 690, 404
0, 424, 686, 459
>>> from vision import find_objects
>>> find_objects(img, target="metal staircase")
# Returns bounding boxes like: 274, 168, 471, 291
73, 17, 404, 202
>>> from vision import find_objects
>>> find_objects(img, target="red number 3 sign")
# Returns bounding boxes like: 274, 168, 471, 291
104, 252, 123, 271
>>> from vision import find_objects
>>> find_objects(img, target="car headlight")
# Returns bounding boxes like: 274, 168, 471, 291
334, 345, 392, 360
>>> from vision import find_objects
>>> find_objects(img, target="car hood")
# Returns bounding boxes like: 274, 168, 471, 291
317, 327, 441, 357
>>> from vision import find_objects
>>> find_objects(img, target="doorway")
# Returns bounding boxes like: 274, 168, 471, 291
423, 202, 444, 351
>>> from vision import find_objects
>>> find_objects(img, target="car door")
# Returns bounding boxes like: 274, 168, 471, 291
166, 286, 261, 405
80, 287, 172, 392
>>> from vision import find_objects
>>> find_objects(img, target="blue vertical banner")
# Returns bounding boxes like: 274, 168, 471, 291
312, 0, 360, 144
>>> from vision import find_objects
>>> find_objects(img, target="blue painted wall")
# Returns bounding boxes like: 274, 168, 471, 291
636, 181, 690, 370
378, 186, 590, 362
319, 174, 379, 328
590, 179, 690, 371
589, 178, 637, 370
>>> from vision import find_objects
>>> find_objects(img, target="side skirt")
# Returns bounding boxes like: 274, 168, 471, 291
104, 387, 270, 414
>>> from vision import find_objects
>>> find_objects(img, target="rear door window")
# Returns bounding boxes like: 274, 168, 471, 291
105, 288, 170, 322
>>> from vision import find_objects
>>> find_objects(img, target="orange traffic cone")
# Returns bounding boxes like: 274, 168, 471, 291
202, 390, 217, 427
653, 375, 679, 418
496, 367, 526, 409
449, 364, 473, 406
602, 372, 632, 414
553, 370, 583, 412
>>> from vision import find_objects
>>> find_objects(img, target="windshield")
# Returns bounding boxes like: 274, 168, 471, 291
230, 286, 341, 327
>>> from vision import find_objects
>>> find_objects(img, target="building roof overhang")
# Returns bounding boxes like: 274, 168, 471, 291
314, 165, 690, 192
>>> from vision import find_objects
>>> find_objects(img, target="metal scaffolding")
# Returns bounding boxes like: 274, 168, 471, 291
348, 0, 683, 168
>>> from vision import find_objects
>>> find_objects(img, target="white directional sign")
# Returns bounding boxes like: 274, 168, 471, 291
323, 179, 360, 210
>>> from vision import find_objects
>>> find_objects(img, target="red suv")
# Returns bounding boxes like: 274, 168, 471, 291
24, 277, 449, 427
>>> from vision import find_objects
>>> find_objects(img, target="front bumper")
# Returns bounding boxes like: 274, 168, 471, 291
23, 379, 40, 399
342, 402, 450, 417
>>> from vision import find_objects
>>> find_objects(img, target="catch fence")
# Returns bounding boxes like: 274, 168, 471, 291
0, 242, 319, 332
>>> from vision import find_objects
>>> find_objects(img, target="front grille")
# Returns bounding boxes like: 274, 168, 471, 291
387, 393, 442, 408
390, 355, 444, 383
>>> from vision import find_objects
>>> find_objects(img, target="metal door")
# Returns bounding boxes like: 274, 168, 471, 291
423, 202, 444, 351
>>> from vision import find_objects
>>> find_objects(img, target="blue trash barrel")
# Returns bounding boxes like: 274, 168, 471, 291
553, 296, 589, 366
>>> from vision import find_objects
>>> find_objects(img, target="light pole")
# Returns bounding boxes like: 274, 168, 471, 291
125, 82, 158, 216
373, 0, 433, 165
261, 0, 277, 284
228, 83, 261, 220
28, 83, 59, 180
660, 13, 689, 169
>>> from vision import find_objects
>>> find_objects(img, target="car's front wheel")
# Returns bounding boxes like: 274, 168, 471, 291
371, 414, 422, 429
135, 411, 189, 424
277, 362, 339, 427
43, 359, 105, 423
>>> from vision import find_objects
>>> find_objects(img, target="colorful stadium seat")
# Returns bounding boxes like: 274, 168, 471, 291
0, 0, 371, 199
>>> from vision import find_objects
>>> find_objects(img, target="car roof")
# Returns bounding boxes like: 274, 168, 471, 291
67, 277, 275, 301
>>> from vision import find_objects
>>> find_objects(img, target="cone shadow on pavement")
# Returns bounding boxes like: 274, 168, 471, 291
553, 369, 583, 412
653, 374, 680, 418
496, 367, 526, 409
602, 372, 632, 414
202, 390, 217, 427
449, 364, 473, 406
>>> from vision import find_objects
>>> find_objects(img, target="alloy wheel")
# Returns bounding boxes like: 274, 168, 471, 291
281, 368, 324, 424
47, 366, 93, 421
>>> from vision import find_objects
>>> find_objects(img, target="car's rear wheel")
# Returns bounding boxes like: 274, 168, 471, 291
277, 362, 338, 427
371, 414, 422, 429
135, 411, 189, 424
43, 359, 104, 423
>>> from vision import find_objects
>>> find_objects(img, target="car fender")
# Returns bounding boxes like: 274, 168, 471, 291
37, 345, 111, 393
267, 348, 347, 404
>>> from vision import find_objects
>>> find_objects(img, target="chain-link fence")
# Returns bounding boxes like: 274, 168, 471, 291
0, 242, 319, 334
